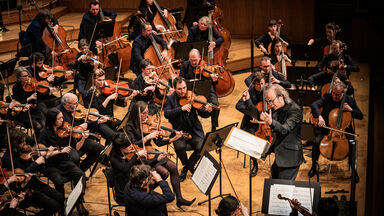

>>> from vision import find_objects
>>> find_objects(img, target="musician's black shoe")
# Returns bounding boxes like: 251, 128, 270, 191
176, 197, 196, 209
251, 163, 258, 177
179, 166, 188, 182
308, 163, 317, 178
353, 170, 360, 184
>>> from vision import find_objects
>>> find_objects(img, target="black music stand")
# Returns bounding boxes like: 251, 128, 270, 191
86, 19, 115, 43
172, 41, 209, 60
0, 58, 18, 77
286, 66, 319, 87
186, 79, 211, 99
197, 122, 239, 206
290, 44, 323, 62
288, 89, 321, 107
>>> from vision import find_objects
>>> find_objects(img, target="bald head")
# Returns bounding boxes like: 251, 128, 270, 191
189, 49, 201, 67
61, 93, 78, 112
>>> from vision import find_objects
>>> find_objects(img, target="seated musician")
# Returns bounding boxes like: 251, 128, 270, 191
130, 22, 168, 76
180, 48, 219, 131
1, 128, 64, 216
83, 69, 129, 143
78, 0, 117, 54
308, 22, 339, 48
316, 40, 359, 77
0, 174, 27, 216
38, 108, 88, 213
259, 84, 303, 180
254, 19, 289, 56
164, 77, 212, 182
289, 197, 339, 216
308, 60, 354, 95
57, 93, 106, 172
268, 39, 292, 66
130, 59, 166, 116
11, 66, 47, 132
122, 101, 195, 207
187, 16, 223, 53
235, 72, 266, 177
22, 9, 59, 62
215, 195, 249, 216
308, 83, 363, 181
183, 0, 215, 29
74, 39, 99, 96
245, 56, 291, 89
124, 164, 175, 215
138, 0, 168, 24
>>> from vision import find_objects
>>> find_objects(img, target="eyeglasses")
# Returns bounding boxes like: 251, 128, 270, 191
266, 96, 278, 104
20, 74, 30, 78
68, 101, 79, 106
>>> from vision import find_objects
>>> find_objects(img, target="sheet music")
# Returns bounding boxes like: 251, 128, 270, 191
65, 176, 84, 216
292, 187, 314, 215
268, 184, 295, 215
192, 155, 218, 194
225, 128, 269, 159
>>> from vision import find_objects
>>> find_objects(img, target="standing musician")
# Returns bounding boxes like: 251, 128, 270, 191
259, 84, 303, 180
22, 9, 59, 63
187, 16, 223, 53
245, 56, 291, 89
130, 22, 169, 76
83, 69, 129, 143
308, 83, 363, 181
183, 0, 215, 29
130, 59, 165, 116
122, 101, 195, 207
124, 164, 175, 215
38, 108, 88, 213
308, 22, 340, 48
254, 19, 289, 56
308, 60, 354, 96
180, 48, 219, 131
269, 39, 292, 66
316, 40, 359, 77
1, 128, 65, 216
78, 0, 117, 54
235, 72, 266, 177
164, 77, 212, 182
74, 39, 99, 96
57, 93, 107, 172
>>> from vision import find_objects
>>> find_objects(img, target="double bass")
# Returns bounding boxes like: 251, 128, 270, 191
211, 6, 231, 50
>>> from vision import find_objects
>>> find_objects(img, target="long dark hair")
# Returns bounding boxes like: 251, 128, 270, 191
127, 101, 148, 131
45, 108, 61, 134
7, 128, 27, 153
112, 132, 131, 156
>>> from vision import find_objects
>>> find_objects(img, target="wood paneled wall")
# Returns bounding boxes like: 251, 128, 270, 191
62, 0, 314, 43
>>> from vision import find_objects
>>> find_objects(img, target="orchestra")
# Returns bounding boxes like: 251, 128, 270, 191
0, 0, 368, 215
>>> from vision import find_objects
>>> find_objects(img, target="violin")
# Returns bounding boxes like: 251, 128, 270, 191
0, 190, 30, 211
123, 144, 162, 161
39, 64, 73, 79
19, 144, 58, 161
0, 101, 27, 115
0, 168, 36, 185
254, 87, 274, 142
178, 90, 220, 111
277, 194, 313, 216
73, 104, 117, 122
142, 115, 191, 139
57, 122, 102, 140
194, 61, 222, 79
23, 77, 51, 94
101, 80, 145, 97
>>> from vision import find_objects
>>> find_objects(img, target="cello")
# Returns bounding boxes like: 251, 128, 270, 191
323, 24, 341, 56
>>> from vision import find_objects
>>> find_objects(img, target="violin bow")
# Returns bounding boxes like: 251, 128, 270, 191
221, 155, 241, 202
33, 55, 37, 95
27, 110, 42, 156
5, 121, 15, 175
138, 107, 147, 157
0, 68, 13, 101
114, 58, 122, 106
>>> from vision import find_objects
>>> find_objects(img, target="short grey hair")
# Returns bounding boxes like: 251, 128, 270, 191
266, 84, 292, 104
198, 16, 212, 25
61, 92, 77, 105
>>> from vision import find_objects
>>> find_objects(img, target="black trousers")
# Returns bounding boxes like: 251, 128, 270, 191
70, 138, 105, 171
173, 135, 204, 172
271, 162, 300, 180
94, 120, 121, 141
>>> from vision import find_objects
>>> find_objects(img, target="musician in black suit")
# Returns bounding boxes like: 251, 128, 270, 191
235, 72, 266, 177
183, 0, 215, 29
187, 16, 223, 53
164, 77, 212, 182
259, 84, 303, 180
130, 22, 168, 76
308, 83, 363, 181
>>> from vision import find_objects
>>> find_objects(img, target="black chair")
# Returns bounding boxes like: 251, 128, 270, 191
102, 167, 126, 216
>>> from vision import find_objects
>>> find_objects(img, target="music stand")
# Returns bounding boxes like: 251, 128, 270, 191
288, 89, 321, 107
86, 19, 115, 43
186, 79, 211, 99
197, 122, 238, 205
290, 44, 323, 62
0, 58, 18, 77
172, 41, 209, 60
65, 176, 86, 216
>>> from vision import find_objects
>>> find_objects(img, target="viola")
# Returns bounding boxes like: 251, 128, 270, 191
57, 122, 102, 140
254, 87, 274, 142
23, 77, 51, 94
19, 144, 59, 161
39, 64, 73, 79
179, 90, 220, 111
101, 80, 145, 97
0, 101, 27, 115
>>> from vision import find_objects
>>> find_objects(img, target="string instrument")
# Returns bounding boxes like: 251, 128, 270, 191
144, 34, 178, 80
154, 77, 172, 105
142, 115, 173, 137
39, 64, 73, 79
57, 122, 102, 140
123, 144, 162, 161
323, 24, 341, 56
151, 0, 187, 44
179, 90, 220, 111
19, 144, 58, 161
0, 101, 27, 115
254, 87, 273, 142
267, 19, 287, 54
317, 91, 352, 161
211, 6, 231, 50
320, 72, 339, 97
0, 190, 32, 211
23, 77, 51, 94
96, 0, 132, 74
28, 1, 78, 70
73, 104, 117, 122
277, 194, 313, 216
0, 168, 38, 185
101, 80, 145, 97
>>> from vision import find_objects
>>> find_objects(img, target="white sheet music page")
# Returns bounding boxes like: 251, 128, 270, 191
268, 184, 295, 215
292, 187, 314, 215
192, 155, 217, 194
65, 176, 84, 216
225, 127, 269, 159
